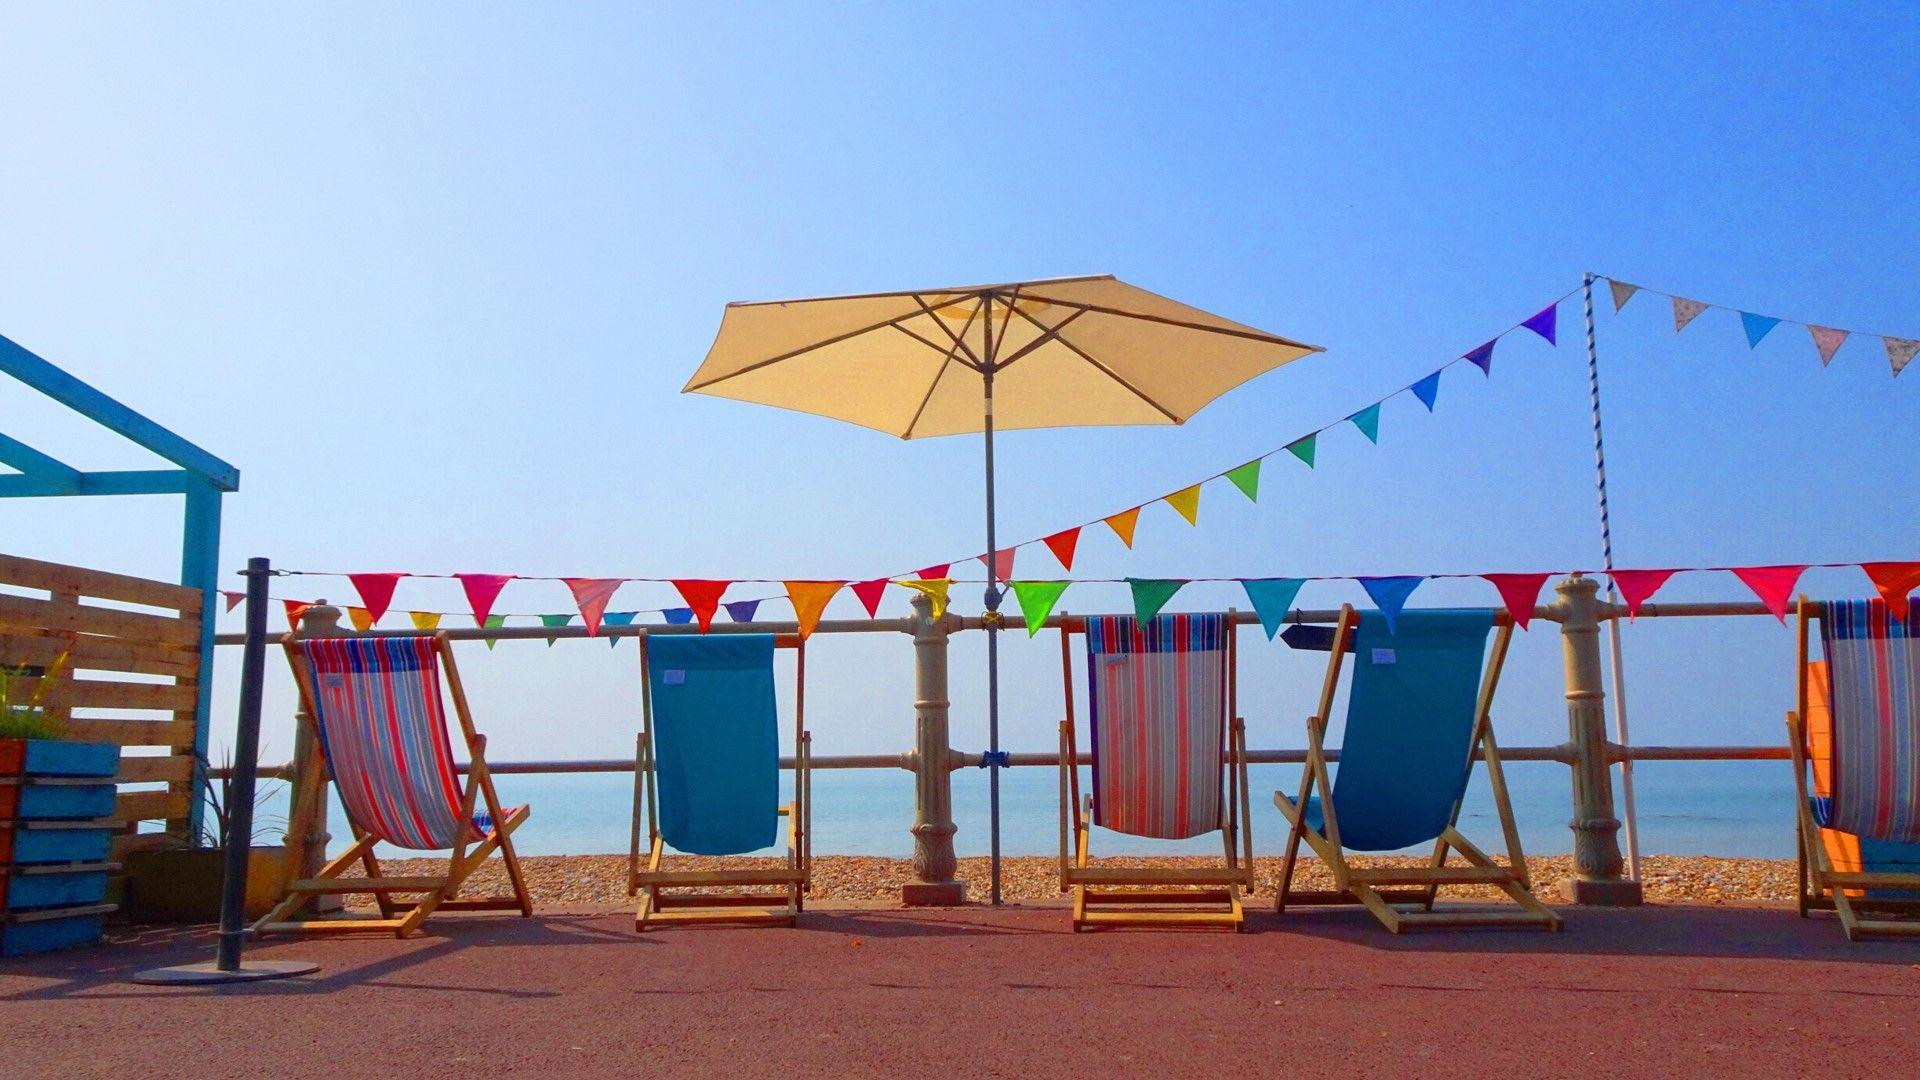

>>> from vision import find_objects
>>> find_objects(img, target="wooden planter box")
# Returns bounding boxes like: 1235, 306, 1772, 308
0, 738, 121, 956
124, 846, 293, 924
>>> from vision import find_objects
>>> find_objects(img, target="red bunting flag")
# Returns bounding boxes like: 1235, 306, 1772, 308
222, 590, 245, 613
1042, 528, 1081, 572
457, 573, 513, 627
670, 579, 731, 632
1729, 565, 1807, 623
1480, 573, 1553, 630
283, 599, 312, 631
562, 578, 624, 636
1610, 569, 1678, 619
1861, 561, 1920, 621
979, 547, 1016, 581
348, 573, 403, 624
850, 577, 889, 618
916, 564, 951, 580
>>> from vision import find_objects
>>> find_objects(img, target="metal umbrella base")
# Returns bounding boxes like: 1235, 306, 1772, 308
133, 958, 319, 985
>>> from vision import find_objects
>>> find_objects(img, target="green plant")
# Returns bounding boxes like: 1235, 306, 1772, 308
0, 650, 71, 740
179, 747, 289, 849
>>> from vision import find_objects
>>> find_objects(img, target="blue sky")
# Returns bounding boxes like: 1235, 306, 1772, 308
2, 4, 1915, 772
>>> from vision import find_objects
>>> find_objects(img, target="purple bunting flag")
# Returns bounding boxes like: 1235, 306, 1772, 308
725, 599, 763, 622
1522, 303, 1557, 345
1465, 341, 1495, 376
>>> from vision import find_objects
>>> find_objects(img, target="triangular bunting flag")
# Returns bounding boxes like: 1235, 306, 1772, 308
1861, 562, 1920, 621
916, 563, 950, 580
662, 608, 694, 625
1480, 573, 1552, 630
1127, 578, 1185, 623
1464, 340, 1495, 376
724, 598, 762, 623
1522, 303, 1558, 345
1010, 580, 1070, 636
482, 613, 505, 650
1241, 578, 1304, 640
1607, 278, 1639, 312
346, 606, 375, 632
785, 580, 844, 639
1103, 507, 1141, 548
348, 573, 403, 624
1410, 371, 1441, 411
539, 613, 572, 647
1284, 433, 1317, 468
1610, 569, 1678, 619
851, 577, 890, 618
1741, 312, 1781, 348
1042, 528, 1081, 572
1164, 484, 1201, 526
1672, 296, 1708, 332
603, 610, 638, 647
896, 578, 952, 620
670, 579, 731, 632
1225, 460, 1261, 502
222, 590, 245, 613
978, 548, 1016, 581
457, 573, 512, 627
1886, 337, 1919, 376
1358, 576, 1422, 633
1348, 403, 1381, 444
1728, 565, 1807, 623
408, 611, 442, 631
562, 578, 624, 636
283, 600, 311, 631
1809, 325, 1848, 366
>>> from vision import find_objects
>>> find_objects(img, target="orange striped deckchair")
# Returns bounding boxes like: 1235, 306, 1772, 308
1057, 613, 1252, 931
255, 633, 532, 937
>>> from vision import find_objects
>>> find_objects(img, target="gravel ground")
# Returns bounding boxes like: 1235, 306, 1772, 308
349, 853, 1800, 907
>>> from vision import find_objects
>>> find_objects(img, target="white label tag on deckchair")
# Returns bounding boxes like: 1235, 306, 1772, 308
663, 669, 686, 685
1370, 648, 1396, 665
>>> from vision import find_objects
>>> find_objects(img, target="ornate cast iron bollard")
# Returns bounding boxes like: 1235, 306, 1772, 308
1553, 575, 1643, 905
281, 602, 342, 914
902, 592, 966, 905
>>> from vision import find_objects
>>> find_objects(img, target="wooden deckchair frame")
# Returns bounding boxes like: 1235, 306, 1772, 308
628, 632, 811, 930
1788, 596, 1920, 940
256, 632, 533, 938
1273, 605, 1561, 933
1057, 613, 1254, 932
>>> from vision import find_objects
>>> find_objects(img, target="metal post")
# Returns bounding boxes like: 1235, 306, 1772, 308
135, 558, 318, 985
980, 296, 1005, 906
902, 592, 965, 905
1552, 574, 1642, 905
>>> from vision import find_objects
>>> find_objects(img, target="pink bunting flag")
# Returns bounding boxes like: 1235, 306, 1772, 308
1886, 337, 1918, 376
670, 579, 731, 632
1042, 528, 1080, 572
1480, 572, 1552, 630
1861, 561, 1920, 621
979, 548, 1016, 581
348, 573, 403, 624
562, 578, 625, 636
1729, 565, 1807, 623
1610, 569, 1678, 619
916, 563, 951, 580
1809, 325, 1847, 366
457, 573, 513, 627
222, 590, 245, 613
1671, 296, 1709, 332
850, 577, 890, 618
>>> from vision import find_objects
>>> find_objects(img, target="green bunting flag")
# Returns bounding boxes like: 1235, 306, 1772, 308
1127, 578, 1185, 623
1348, 403, 1380, 444
1285, 433, 1317, 468
1225, 460, 1261, 502
483, 613, 506, 650
539, 613, 572, 647
1010, 580, 1071, 636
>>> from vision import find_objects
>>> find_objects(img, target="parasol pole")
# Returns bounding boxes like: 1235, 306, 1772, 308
981, 294, 1005, 906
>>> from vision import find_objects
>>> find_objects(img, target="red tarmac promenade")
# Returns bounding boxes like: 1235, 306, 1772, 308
5, 902, 1919, 1078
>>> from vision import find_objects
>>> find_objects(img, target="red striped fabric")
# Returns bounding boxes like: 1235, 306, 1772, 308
1085, 614, 1228, 839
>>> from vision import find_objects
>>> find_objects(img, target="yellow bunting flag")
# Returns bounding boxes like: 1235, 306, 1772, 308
409, 611, 442, 631
346, 606, 375, 632
896, 578, 952, 620
784, 580, 844, 639
1103, 506, 1141, 548
1164, 484, 1201, 526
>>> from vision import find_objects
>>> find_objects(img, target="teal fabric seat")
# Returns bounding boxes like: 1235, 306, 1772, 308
647, 634, 780, 856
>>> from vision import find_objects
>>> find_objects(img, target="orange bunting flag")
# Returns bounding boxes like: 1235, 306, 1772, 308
346, 606, 376, 632
1164, 484, 1201, 526
1104, 507, 1141, 548
408, 611, 442, 631
979, 548, 1016, 581
1042, 527, 1081, 572
851, 578, 890, 618
457, 573, 512, 627
896, 578, 951, 620
283, 600, 312, 631
348, 573, 403, 624
1861, 561, 1920, 621
670, 579, 731, 632
222, 590, 245, 613
784, 581, 843, 639
563, 578, 625, 636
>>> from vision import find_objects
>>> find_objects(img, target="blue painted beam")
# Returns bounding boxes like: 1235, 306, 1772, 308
0, 432, 83, 488
0, 469, 206, 497
180, 480, 224, 844
0, 332, 239, 491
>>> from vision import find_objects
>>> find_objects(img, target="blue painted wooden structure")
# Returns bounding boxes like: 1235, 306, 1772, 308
0, 331, 238, 840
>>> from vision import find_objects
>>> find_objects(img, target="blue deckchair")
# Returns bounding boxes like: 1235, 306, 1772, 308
628, 632, 811, 929
1272, 605, 1562, 932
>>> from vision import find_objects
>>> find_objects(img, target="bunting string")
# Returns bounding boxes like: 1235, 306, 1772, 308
1600, 273, 1917, 376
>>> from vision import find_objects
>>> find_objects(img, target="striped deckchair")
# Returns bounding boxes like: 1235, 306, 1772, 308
628, 632, 811, 930
1058, 613, 1252, 931
1789, 597, 1920, 939
1272, 606, 1561, 933
255, 633, 532, 938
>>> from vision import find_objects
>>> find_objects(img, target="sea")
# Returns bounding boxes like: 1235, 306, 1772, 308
292, 759, 1795, 861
